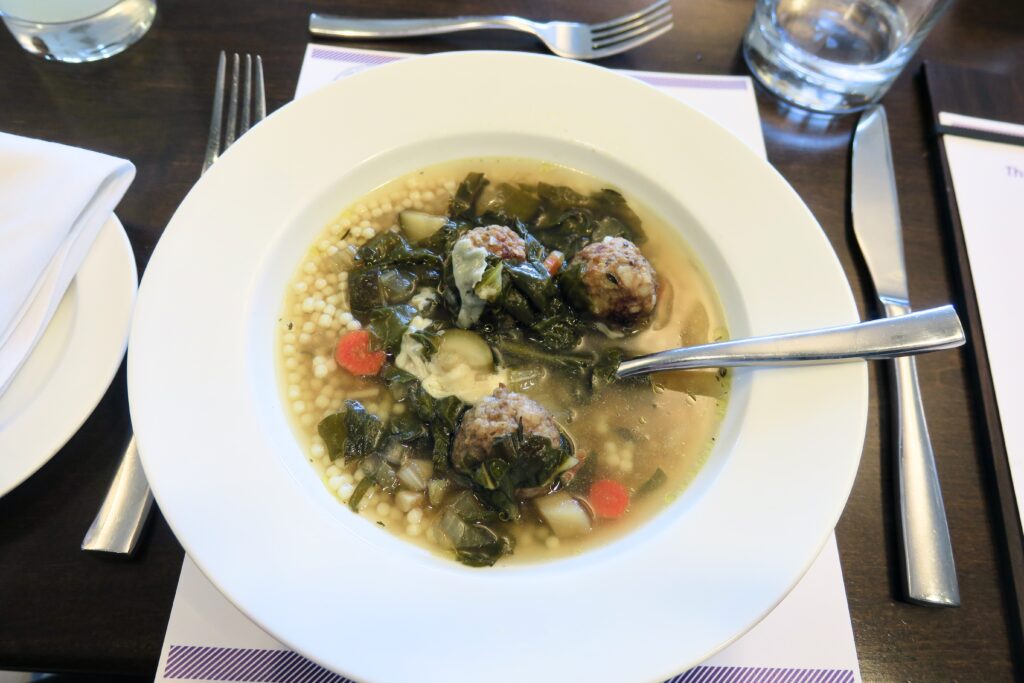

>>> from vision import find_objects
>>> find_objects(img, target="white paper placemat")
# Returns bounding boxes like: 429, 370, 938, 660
155, 45, 861, 683
939, 111, 1024, 516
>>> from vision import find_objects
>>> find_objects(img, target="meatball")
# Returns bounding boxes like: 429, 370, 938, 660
567, 236, 657, 326
464, 225, 527, 261
452, 386, 560, 471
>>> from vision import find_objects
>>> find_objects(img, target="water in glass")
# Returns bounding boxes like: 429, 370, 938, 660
743, 0, 952, 113
0, 0, 156, 63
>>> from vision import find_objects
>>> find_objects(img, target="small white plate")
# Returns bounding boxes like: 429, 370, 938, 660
130, 53, 867, 683
0, 216, 137, 497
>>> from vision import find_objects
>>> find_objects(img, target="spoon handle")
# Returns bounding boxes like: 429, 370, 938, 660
615, 305, 965, 378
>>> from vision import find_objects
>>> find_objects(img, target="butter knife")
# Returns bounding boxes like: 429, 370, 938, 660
851, 106, 960, 606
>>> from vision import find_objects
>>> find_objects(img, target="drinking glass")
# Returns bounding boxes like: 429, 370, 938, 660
0, 0, 156, 63
743, 0, 953, 113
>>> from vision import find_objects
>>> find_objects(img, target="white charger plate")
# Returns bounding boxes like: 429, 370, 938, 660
129, 52, 867, 683
0, 216, 137, 497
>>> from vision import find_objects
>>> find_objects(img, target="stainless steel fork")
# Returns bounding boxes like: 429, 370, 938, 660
309, 0, 674, 60
82, 51, 266, 555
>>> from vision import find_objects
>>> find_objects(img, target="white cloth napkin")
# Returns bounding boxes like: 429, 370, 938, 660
0, 132, 135, 395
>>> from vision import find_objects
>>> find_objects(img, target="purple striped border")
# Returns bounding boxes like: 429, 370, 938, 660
164, 646, 353, 682
309, 46, 401, 66
308, 45, 750, 92
164, 645, 853, 683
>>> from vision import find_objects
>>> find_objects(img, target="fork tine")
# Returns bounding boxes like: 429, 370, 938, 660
224, 53, 240, 148
592, 5, 672, 41
593, 13, 673, 49
202, 51, 226, 174
254, 55, 266, 123
240, 54, 252, 136
591, 21, 674, 58
588, 0, 671, 32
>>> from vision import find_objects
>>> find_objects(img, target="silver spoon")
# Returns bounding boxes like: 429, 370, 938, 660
616, 305, 964, 378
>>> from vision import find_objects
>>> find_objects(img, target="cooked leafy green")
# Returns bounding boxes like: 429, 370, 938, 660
349, 232, 443, 315
531, 183, 644, 258
503, 260, 554, 310
365, 304, 416, 354
377, 365, 468, 475
495, 338, 594, 373
450, 172, 487, 219
317, 412, 348, 461
408, 325, 443, 361
437, 490, 514, 567
478, 183, 540, 223
635, 467, 668, 498
458, 422, 576, 522
379, 364, 419, 402
527, 297, 584, 351
388, 411, 429, 443
339, 400, 385, 463
348, 477, 374, 512
556, 260, 590, 315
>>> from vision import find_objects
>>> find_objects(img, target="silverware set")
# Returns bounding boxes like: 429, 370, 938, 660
82, 51, 267, 555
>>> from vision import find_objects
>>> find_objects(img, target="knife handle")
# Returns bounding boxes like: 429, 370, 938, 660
885, 302, 960, 606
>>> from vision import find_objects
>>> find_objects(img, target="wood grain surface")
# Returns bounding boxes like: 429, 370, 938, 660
0, 0, 1021, 679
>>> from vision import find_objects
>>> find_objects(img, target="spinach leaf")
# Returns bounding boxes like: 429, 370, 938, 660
458, 421, 576, 523
340, 400, 385, 463
387, 383, 466, 474
591, 347, 651, 391
434, 395, 466, 432
498, 287, 536, 326
389, 411, 429, 443
409, 325, 443, 361
450, 172, 487, 219
379, 364, 419, 402
591, 216, 630, 242
348, 476, 374, 512
635, 467, 667, 498
590, 188, 645, 243
478, 183, 540, 223
475, 261, 503, 301
504, 260, 554, 311
347, 457, 401, 513
528, 297, 584, 351
355, 232, 442, 272
591, 347, 624, 390
348, 268, 398, 317
528, 183, 645, 258
317, 412, 347, 461
437, 491, 514, 567
349, 232, 444, 315
365, 304, 416, 354
495, 338, 594, 374
377, 268, 417, 303
418, 220, 465, 256
556, 260, 591, 315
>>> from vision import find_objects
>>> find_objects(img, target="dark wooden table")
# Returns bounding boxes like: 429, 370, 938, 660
1, 0, 1021, 679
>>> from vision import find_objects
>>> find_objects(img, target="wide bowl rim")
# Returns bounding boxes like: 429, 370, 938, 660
129, 50, 866, 683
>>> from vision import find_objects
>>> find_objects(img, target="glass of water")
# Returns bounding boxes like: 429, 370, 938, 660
743, 0, 952, 113
0, 0, 156, 63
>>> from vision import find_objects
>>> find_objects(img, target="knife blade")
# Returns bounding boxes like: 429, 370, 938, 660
851, 105, 960, 607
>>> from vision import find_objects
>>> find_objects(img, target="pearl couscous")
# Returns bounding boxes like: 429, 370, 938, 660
277, 158, 730, 566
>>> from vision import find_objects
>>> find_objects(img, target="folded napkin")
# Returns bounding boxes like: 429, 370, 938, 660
0, 132, 135, 395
